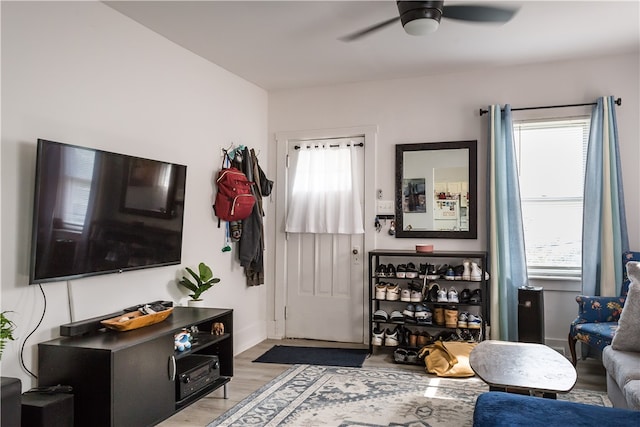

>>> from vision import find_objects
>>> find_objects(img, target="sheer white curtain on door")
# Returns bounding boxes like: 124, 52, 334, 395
285, 140, 364, 234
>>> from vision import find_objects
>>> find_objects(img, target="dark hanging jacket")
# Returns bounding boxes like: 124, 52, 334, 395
237, 148, 273, 286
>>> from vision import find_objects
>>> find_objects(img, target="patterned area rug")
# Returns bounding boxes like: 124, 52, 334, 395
207, 364, 611, 427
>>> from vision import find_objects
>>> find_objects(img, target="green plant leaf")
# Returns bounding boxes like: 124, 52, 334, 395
179, 277, 198, 293
186, 267, 203, 286
199, 263, 213, 283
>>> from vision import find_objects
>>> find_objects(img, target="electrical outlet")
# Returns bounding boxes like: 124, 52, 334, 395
377, 200, 394, 215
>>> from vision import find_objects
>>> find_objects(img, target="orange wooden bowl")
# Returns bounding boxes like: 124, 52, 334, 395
101, 307, 174, 332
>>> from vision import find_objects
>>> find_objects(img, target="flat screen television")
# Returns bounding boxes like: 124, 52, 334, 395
29, 139, 187, 284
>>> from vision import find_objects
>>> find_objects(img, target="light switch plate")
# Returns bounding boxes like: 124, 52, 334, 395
377, 200, 394, 215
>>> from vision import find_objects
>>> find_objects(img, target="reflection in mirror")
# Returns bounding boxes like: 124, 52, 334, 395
395, 140, 477, 239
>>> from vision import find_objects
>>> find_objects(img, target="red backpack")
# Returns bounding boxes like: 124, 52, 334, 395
213, 167, 255, 222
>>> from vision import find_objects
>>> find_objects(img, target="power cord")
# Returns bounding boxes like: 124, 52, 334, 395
20, 283, 47, 379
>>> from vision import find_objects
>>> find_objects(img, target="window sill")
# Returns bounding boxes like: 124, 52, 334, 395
527, 276, 582, 293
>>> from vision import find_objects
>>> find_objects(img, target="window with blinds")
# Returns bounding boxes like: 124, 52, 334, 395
513, 117, 590, 278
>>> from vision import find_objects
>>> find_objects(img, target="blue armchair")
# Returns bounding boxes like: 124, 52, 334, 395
568, 251, 638, 366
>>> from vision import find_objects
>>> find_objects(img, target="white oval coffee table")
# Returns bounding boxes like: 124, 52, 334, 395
469, 340, 577, 399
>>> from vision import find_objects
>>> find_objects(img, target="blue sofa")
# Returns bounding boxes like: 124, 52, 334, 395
473, 392, 639, 426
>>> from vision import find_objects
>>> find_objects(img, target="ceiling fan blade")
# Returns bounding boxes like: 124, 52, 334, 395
339, 16, 401, 42
442, 4, 519, 23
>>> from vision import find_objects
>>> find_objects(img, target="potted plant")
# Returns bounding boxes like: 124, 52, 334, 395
179, 262, 220, 307
0, 311, 16, 360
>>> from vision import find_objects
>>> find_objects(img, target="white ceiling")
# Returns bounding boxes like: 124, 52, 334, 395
105, 1, 640, 91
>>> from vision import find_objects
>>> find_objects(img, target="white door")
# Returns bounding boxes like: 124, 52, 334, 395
275, 127, 375, 343
284, 228, 364, 342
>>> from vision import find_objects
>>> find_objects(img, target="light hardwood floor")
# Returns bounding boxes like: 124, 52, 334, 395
157, 339, 607, 427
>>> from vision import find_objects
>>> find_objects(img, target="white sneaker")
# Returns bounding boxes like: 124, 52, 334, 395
470, 262, 490, 281
467, 314, 482, 329
410, 290, 423, 303
437, 288, 448, 303
448, 287, 459, 303
375, 283, 387, 300
373, 310, 389, 322
462, 259, 472, 281
372, 328, 385, 346
384, 328, 399, 346
400, 288, 412, 302
386, 284, 400, 301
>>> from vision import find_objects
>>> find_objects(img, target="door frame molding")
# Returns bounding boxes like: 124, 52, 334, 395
271, 125, 378, 341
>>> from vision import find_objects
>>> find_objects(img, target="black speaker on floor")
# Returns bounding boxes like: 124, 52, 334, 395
21, 392, 73, 427
518, 286, 545, 344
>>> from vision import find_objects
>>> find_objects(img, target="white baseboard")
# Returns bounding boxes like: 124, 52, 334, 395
545, 338, 569, 358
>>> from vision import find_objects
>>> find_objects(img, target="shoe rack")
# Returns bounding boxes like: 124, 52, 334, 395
368, 249, 489, 356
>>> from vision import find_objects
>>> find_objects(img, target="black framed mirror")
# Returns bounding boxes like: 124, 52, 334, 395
395, 140, 477, 239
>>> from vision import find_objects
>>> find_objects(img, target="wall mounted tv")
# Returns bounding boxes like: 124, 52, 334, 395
29, 139, 187, 284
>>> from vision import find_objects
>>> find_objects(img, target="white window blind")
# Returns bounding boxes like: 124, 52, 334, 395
513, 117, 590, 277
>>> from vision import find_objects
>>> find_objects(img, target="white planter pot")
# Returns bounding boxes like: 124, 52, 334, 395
187, 299, 205, 308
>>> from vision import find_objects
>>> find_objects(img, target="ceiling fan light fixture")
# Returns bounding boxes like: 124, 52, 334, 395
403, 17, 440, 35
397, 1, 444, 36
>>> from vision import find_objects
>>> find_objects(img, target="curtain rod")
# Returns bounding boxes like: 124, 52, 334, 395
294, 142, 364, 150
479, 97, 622, 116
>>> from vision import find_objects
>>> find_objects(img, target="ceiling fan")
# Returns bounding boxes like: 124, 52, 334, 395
340, 1, 519, 42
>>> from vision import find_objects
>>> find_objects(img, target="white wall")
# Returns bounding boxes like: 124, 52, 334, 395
1, 1, 269, 389
268, 52, 640, 354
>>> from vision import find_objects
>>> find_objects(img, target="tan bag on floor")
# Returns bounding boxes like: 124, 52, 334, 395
422, 341, 477, 378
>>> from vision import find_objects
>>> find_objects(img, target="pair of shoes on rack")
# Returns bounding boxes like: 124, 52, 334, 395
407, 330, 432, 347
463, 259, 490, 281
445, 310, 482, 329
402, 304, 432, 324
439, 286, 479, 303
414, 304, 433, 325
426, 264, 439, 280
436, 287, 459, 303
393, 348, 419, 364
418, 263, 439, 279
375, 283, 401, 301
401, 285, 423, 303
375, 264, 398, 278
373, 309, 389, 323
390, 310, 405, 323
372, 327, 401, 346
455, 312, 482, 329
375, 264, 396, 278
396, 262, 419, 279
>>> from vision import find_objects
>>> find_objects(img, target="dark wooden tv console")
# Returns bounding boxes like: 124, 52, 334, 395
38, 307, 233, 427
